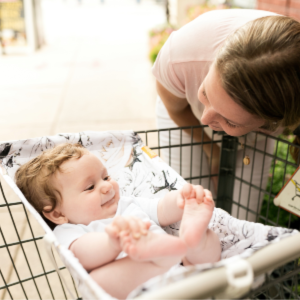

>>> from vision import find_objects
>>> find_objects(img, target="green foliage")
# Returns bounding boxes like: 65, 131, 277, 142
260, 135, 299, 228
148, 26, 175, 64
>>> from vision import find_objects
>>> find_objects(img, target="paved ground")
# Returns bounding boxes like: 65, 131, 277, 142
0, 0, 165, 142
0, 0, 166, 298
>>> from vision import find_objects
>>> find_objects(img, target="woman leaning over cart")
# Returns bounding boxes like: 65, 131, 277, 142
153, 9, 300, 221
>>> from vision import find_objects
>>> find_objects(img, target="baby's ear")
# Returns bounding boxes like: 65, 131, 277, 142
43, 205, 68, 225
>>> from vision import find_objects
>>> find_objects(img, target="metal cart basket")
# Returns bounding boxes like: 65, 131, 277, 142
0, 126, 299, 300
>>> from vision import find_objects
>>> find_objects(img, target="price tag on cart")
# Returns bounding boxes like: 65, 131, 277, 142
274, 166, 300, 217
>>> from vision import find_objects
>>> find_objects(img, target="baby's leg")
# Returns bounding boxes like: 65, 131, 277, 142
90, 257, 171, 299
120, 231, 187, 268
180, 185, 221, 265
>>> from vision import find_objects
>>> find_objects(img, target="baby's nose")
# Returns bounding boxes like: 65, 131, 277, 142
100, 182, 112, 194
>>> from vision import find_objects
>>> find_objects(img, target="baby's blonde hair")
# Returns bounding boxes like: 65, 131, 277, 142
15, 143, 88, 229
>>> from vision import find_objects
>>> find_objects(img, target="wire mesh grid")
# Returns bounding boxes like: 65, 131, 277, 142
0, 126, 299, 299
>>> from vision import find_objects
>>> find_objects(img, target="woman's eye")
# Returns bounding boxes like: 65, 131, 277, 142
104, 176, 111, 181
226, 120, 238, 128
85, 185, 94, 191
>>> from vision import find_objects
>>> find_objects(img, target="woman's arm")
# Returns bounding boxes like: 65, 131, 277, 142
156, 80, 220, 162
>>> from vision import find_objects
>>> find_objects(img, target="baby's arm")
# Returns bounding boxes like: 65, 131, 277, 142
70, 232, 121, 272
69, 216, 150, 272
157, 184, 201, 226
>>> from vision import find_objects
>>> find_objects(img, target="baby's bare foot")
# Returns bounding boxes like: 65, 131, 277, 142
179, 184, 215, 248
120, 231, 187, 268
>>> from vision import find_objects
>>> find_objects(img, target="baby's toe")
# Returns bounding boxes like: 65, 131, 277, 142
182, 183, 195, 199
204, 189, 215, 207
195, 185, 205, 204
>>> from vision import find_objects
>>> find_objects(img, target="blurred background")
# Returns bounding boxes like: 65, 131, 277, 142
0, 0, 166, 143
1, 0, 297, 143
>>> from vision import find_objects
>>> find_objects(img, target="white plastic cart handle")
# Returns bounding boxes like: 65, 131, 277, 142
43, 233, 77, 300
221, 258, 254, 298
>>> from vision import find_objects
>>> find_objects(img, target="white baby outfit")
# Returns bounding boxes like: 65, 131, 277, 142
53, 196, 165, 260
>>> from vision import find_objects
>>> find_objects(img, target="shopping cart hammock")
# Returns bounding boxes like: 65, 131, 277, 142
0, 131, 298, 299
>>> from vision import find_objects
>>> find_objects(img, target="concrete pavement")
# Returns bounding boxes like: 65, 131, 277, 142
0, 0, 165, 142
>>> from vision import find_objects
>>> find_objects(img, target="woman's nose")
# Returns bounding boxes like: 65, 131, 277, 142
201, 107, 217, 125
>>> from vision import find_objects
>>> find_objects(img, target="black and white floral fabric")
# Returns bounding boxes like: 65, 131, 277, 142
0, 130, 298, 300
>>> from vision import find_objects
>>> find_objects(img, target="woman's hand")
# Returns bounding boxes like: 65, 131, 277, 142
157, 80, 221, 192
207, 143, 220, 193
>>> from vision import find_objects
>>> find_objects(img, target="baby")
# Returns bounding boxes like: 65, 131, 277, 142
15, 143, 221, 299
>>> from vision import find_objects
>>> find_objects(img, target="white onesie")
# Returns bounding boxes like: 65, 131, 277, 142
53, 196, 166, 259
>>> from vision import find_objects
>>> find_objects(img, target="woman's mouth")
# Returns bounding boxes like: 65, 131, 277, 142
209, 124, 222, 130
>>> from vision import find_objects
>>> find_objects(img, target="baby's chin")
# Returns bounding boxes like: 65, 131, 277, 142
109, 195, 120, 215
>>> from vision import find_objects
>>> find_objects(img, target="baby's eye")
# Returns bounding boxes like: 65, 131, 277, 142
104, 175, 111, 181
85, 185, 94, 191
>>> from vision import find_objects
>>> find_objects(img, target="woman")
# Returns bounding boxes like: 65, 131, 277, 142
153, 9, 300, 221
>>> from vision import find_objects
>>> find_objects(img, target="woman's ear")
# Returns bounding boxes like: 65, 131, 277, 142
42, 205, 69, 225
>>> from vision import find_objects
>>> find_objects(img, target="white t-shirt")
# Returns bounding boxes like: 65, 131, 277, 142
53, 196, 165, 259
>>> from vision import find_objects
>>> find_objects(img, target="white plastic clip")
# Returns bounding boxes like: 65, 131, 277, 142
217, 258, 254, 299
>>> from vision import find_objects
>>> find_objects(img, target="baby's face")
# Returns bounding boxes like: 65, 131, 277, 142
53, 152, 120, 225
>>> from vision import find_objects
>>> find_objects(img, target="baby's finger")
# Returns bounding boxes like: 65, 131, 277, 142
128, 217, 141, 239
105, 224, 119, 238
112, 216, 129, 235
138, 219, 150, 235
145, 221, 151, 230
119, 233, 131, 249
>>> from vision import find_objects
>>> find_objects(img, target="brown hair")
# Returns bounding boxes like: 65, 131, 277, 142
215, 15, 300, 162
15, 143, 87, 229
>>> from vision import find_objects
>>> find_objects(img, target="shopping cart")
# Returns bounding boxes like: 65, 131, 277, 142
0, 126, 299, 300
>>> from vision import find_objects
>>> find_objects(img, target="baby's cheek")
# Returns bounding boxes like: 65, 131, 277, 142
87, 202, 100, 216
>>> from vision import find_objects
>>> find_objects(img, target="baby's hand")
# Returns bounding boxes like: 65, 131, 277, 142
105, 216, 151, 240
177, 183, 208, 209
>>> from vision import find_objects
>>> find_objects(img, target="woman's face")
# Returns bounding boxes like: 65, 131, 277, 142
198, 65, 265, 136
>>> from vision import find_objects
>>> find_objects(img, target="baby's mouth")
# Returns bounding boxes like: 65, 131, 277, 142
101, 191, 115, 206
